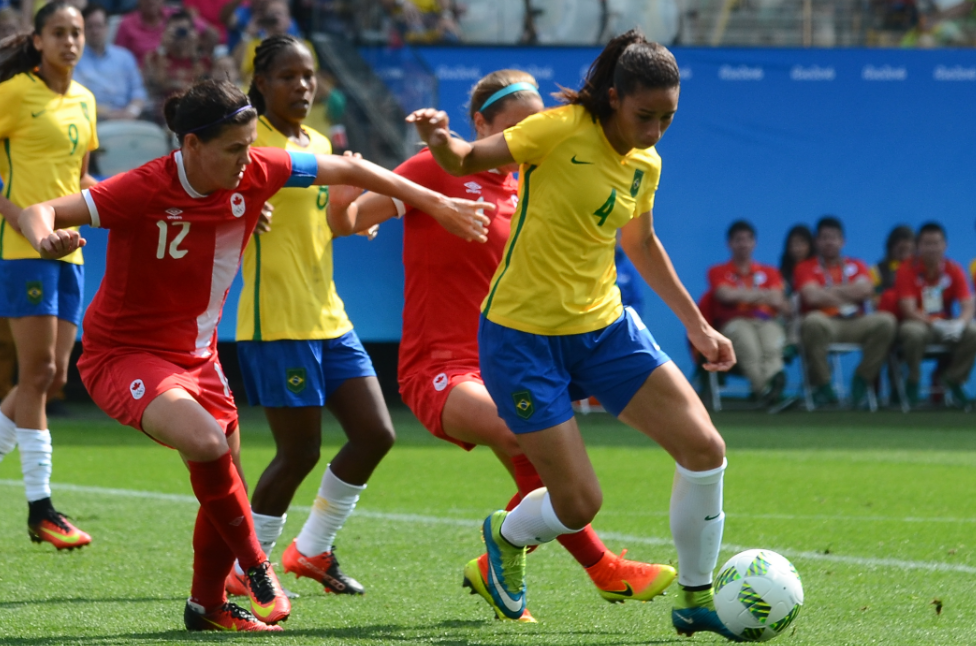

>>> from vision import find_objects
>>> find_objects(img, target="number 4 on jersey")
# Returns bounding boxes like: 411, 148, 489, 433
593, 188, 616, 226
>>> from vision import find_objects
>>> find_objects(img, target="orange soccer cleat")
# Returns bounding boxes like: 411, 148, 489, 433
28, 510, 91, 551
225, 568, 248, 597
184, 600, 283, 632
244, 561, 291, 625
282, 540, 365, 595
462, 553, 537, 623
586, 549, 676, 603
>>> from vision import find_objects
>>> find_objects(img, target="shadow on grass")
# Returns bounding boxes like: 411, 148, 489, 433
0, 596, 186, 609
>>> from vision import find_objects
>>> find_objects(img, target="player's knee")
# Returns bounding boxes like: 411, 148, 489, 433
562, 487, 602, 528
288, 445, 321, 478
352, 421, 396, 457
678, 428, 726, 472
48, 369, 68, 396
19, 360, 56, 394
189, 431, 230, 462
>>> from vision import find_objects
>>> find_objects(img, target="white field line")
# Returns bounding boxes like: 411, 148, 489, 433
3, 479, 975, 575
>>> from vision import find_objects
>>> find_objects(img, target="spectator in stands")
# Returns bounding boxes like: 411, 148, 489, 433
895, 222, 976, 407
220, 0, 299, 53
872, 224, 915, 314
143, 10, 212, 121
75, 4, 147, 120
234, 0, 312, 84
389, 0, 462, 43
779, 224, 814, 295
796, 216, 896, 406
115, 0, 216, 66
707, 220, 788, 404
0, 7, 20, 40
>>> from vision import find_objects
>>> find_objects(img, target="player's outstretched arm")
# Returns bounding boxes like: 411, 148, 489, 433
620, 210, 735, 372
406, 108, 516, 176
314, 153, 492, 243
19, 194, 92, 260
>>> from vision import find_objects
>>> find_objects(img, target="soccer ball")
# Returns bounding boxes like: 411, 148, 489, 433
713, 549, 804, 641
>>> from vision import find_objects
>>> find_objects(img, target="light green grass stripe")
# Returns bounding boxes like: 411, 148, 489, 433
3, 479, 975, 575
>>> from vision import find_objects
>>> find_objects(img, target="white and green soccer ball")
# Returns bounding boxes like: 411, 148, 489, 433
713, 549, 804, 641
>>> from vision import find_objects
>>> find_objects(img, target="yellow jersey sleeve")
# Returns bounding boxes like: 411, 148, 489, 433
503, 104, 584, 166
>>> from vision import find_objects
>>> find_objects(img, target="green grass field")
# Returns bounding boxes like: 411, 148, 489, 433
2, 406, 975, 645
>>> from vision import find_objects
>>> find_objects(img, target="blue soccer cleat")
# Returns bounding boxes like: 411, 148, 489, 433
672, 586, 743, 642
480, 510, 527, 620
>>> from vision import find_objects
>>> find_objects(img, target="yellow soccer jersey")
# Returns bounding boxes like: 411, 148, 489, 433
0, 73, 97, 265
236, 117, 353, 341
482, 103, 660, 335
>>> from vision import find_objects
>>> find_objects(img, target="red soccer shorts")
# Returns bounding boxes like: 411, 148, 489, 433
78, 349, 239, 441
398, 365, 485, 451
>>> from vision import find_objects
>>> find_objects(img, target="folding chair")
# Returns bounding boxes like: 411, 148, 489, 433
800, 342, 878, 411
888, 344, 952, 413
95, 121, 173, 177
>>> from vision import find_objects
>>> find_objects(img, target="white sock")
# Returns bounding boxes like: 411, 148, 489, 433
500, 487, 580, 547
17, 428, 52, 502
296, 465, 365, 556
252, 511, 286, 558
670, 458, 727, 588
0, 411, 16, 463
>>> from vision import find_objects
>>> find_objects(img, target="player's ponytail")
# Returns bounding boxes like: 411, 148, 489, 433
165, 79, 257, 145
0, 1, 73, 84
469, 69, 539, 125
247, 34, 306, 116
555, 28, 680, 123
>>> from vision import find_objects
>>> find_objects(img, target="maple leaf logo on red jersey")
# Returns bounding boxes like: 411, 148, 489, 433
230, 193, 246, 218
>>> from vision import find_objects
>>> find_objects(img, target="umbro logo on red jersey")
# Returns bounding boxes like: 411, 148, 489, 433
166, 208, 183, 219
464, 181, 482, 195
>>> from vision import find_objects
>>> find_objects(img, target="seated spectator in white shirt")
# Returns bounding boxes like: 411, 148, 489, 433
74, 4, 147, 120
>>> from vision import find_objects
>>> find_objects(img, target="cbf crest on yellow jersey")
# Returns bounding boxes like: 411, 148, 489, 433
483, 103, 660, 335
236, 117, 353, 341
0, 72, 98, 265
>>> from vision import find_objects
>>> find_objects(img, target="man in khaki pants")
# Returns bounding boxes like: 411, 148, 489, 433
894, 222, 976, 407
707, 221, 788, 405
796, 217, 896, 406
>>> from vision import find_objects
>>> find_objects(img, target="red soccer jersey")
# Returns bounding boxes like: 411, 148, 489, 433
396, 148, 518, 377
794, 256, 872, 316
81, 147, 296, 366
706, 260, 783, 328
894, 257, 971, 320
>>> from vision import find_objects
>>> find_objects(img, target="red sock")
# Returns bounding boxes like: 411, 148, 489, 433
504, 492, 523, 511
187, 451, 265, 571
510, 454, 607, 568
189, 507, 235, 611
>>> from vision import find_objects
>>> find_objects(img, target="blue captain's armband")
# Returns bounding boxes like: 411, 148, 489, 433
285, 152, 318, 188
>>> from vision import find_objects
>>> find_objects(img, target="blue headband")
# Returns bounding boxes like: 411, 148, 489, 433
182, 104, 252, 135
479, 82, 539, 112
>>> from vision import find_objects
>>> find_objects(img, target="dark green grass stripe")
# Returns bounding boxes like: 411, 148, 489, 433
483, 164, 536, 316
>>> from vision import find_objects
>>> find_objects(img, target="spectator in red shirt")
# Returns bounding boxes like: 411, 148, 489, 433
872, 224, 915, 316
895, 222, 976, 407
707, 221, 788, 403
796, 216, 896, 406
115, 0, 217, 67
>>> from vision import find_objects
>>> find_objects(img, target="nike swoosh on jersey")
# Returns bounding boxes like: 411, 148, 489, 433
41, 527, 83, 543
570, 155, 593, 165
487, 563, 523, 614
31, 109, 46, 118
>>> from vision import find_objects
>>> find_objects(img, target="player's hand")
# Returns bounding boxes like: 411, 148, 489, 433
431, 197, 493, 243
356, 224, 380, 240
256, 201, 274, 234
406, 108, 451, 148
39, 229, 86, 259
690, 324, 736, 372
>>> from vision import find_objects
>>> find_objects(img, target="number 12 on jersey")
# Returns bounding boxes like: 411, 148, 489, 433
156, 221, 191, 259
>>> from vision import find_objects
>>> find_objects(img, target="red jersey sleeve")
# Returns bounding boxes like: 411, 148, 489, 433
793, 259, 820, 291
248, 147, 295, 198
893, 261, 916, 301
393, 149, 447, 213
948, 261, 971, 301
83, 163, 160, 229
706, 264, 730, 291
